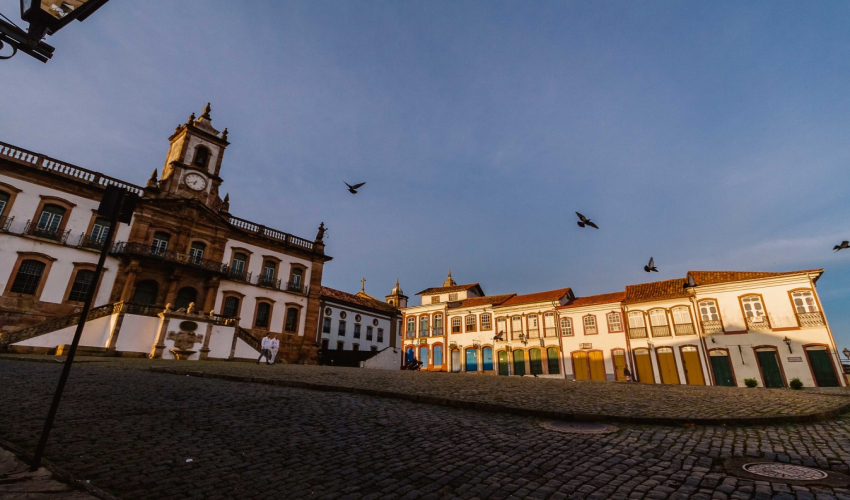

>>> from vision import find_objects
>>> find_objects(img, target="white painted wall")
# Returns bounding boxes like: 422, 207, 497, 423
361, 347, 402, 369
233, 336, 260, 359
320, 303, 394, 352
113, 315, 161, 354
13, 312, 116, 348
207, 324, 236, 359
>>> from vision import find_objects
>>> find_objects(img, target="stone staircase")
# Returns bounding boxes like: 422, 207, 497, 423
0, 302, 123, 349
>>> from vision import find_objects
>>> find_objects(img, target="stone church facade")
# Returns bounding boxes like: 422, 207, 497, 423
0, 104, 331, 363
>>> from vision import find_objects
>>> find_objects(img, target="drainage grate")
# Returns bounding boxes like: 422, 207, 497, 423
540, 421, 618, 434
742, 463, 828, 481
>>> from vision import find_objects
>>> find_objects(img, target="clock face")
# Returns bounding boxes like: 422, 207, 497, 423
184, 173, 207, 191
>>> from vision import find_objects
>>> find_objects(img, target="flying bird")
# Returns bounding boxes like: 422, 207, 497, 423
575, 212, 598, 229
493, 332, 504, 341
644, 257, 658, 273
834, 241, 850, 252
344, 181, 366, 194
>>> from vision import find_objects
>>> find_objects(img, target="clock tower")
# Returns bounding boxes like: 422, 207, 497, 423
155, 103, 230, 209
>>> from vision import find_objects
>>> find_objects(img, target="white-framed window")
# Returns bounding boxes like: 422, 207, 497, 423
151, 231, 170, 255
448, 293, 458, 301
480, 314, 491, 330
698, 300, 719, 321
628, 311, 645, 328
649, 309, 668, 326
583, 315, 597, 335
36, 204, 65, 233
607, 312, 622, 332
419, 316, 429, 336
559, 317, 573, 336
189, 241, 206, 263
451, 316, 462, 333
465, 315, 477, 332
406, 317, 416, 335
431, 296, 440, 304
433, 314, 443, 334
543, 312, 556, 336
90, 217, 111, 243
741, 295, 766, 319
496, 317, 506, 336
791, 290, 818, 313
511, 316, 523, 338
672, 306, 691, 325
527, 314, 539, 337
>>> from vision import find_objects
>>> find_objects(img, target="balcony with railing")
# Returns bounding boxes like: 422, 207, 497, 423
544, 327, 557, 337
651, 325, 672, 337
701, 320, 723, 334
629, 327, 648, 339
0, 216, 13, 232
78, 233, 108, 251
284, 281, 307, 295
527, 329, 540, 339
433, 327, 443, 336
419, 328, 430, 338
406, 330, 416, 339
112, 242, 227, 273
226, 269, 252, 283
256, 275, 280, 289
797, 312, 825, 327
227, 215, 316, 252
746, 315, 771, 330
673, 323, 695, 336
23, 220, 70, 243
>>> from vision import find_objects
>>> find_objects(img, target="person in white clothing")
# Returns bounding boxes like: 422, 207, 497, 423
257, 332, 272, 364
268, 334, 280, 365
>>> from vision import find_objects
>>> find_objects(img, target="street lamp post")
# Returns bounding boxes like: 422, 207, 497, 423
0, 0, 110, 62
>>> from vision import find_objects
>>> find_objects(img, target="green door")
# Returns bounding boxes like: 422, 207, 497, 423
756, 349, 785, 388
806, 347, 839, 387
546, 347, 560, 375
709, 351, 735, 386
498, 351, 510, 376
529, 348, 543, 375
513, 350, 526, 376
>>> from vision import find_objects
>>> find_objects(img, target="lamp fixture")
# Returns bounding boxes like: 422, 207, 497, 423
783, 336, 792, 353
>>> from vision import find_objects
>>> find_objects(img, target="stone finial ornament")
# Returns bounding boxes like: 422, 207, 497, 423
164, 303, 173, 312
201, 102, 212, 120
221, 193, 230, 212
187, 302, 196, 314
315, 222, 326, 242
186, 112, 195, 125
221, 128, 228, 141
146, 169, 158, 189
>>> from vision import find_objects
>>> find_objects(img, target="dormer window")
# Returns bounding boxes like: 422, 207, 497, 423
448, 293, 458, 301
193, 146, 210, 168
431, 296, 440, 304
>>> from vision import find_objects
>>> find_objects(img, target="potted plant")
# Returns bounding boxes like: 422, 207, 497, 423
789, 378, 803, 390
744, 378, 758, 388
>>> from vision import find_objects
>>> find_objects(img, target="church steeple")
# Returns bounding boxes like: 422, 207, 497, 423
385, 278, 408, 308
443, 270, 456, 287
158, 103, 230, 208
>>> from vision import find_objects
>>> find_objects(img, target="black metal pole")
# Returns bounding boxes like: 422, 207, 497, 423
29, 200, 122, 471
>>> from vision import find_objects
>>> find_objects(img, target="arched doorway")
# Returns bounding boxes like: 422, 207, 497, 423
656, 347, 680, 385
546, 347, 560, 375
529, 348, 543, 375
498, 350, 510, 376
680, 345, 705, 385
512, 350, 526, 376
633, 348, 655, 383
805, 345, 839, 387
132, 280, 159, 305
451, 349, 461, 372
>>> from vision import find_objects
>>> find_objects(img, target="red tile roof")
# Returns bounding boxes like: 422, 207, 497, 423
558, 291, 626, 309
623, 279, 689, 304
320, 287, 398, 314
454, 294, 517, 309
496, 288, 573, 307
416, 283, 484, 296
687, 270, 823, 286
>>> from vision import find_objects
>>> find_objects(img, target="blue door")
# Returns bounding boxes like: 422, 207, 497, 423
419, 346, 429, 369
465, 349, 478, 372
482, 347, 494, 371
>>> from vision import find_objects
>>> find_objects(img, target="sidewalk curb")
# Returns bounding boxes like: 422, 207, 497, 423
0, 436, 119, 500
148, 366, 850, 426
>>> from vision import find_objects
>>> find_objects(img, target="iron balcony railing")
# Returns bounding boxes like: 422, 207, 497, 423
651, 325, 672, 337
419, 328, 430, 337
78, 233, 108, 251
701, 320, 723, 334
112, 242, 227, 273
406, 331, 416, 339
0, 215, 13, 232
544, 327, 557, 337
284, 281, 307, 294
629, 327, 648, 339
673, 323, 695, 336
797, 312, 825, 327
226, 269, 252, 283
433, 327, 443, 336
257, 275, 280, 289
23, 220, 70, 244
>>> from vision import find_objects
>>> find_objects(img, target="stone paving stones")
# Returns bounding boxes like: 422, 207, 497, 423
3, 358, 850, 498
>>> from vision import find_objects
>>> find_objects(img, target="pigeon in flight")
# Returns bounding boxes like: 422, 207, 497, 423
834, 241, 850, 252
576, 212, 599, 229
493, 332, 504, 341
344, 182, 366, 194
644, 257, 658, 273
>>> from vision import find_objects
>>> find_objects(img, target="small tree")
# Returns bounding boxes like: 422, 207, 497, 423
790, 377, 803, 390
744, 378, 758, 388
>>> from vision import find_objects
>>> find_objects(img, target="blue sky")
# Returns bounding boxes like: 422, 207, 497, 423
2, 1, 850, 346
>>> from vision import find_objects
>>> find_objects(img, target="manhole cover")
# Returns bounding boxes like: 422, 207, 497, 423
742, 463, 828, 481
540, 421, 618, 434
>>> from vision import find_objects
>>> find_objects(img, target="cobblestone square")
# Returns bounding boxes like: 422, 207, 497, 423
3, 358, 850, 499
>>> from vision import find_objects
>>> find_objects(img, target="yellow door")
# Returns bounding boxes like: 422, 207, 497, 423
589, 351, 606, 381
572, 352, 590, 380
656, 347, 680, 385
680, 346, 705, 386
634, 349, 655, 383
612, 349, 627, 381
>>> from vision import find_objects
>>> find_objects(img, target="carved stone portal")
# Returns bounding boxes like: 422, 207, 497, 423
166, 321, 204, 360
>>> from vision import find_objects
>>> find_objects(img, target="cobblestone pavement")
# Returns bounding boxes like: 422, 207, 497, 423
4, 361, 850, 499
137, 359, 850, 424
0, 444, 98, 499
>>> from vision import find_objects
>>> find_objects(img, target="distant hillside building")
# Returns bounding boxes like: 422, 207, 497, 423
401, 269, 845, 388
0, 104, 331, 363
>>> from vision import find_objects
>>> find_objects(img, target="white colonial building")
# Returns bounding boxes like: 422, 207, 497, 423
0, 104, 332, 363
402, 270, 845, 388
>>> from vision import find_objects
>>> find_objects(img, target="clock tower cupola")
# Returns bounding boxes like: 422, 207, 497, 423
156, 103, 230, 209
